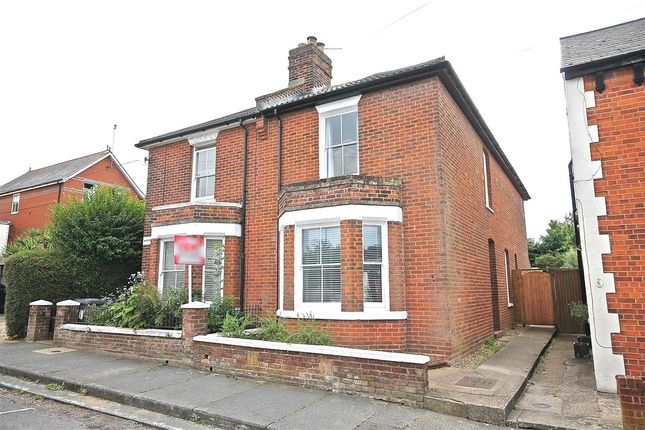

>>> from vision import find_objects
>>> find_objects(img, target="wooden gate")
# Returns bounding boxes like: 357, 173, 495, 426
512, 269, 584, 333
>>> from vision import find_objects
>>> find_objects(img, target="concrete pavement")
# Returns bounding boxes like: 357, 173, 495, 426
0, 341, 502, 430
509, 335, 622, 430
424, 326, 555, 425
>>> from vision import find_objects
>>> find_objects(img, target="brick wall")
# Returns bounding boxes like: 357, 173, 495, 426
193, 341, 427, 406
583, 66, 645, 427
436, 79, 529, 358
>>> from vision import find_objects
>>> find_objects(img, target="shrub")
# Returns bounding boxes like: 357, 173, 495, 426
49, 186, 145, 289
255, 315, 288, 342
207, 296, 240, 333
569, 301, 588, 322
109, 283, 159, 329
221, 313, 251, 337
3, 249, 75, 337
284, 318, 333, 345
2, 229, 50, 257
155, 285, 188, 329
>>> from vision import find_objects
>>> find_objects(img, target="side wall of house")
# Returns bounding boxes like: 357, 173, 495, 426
570, 67, 644, 421
436, 81, 529, 358
0, 157, 140, 242
0, 184, 61, 242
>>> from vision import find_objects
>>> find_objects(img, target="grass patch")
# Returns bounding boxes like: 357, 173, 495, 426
14, 389, 43, 400
79, 388, 88, 396
45, 382, 64, 391
190, 413, 204, 424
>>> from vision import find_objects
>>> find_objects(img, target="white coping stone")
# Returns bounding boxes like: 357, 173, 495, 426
56, 300, 81, 306
60, 324, 182, 339
181, 301, 210, 309
29, 300, 53, 306
193, 334, 431, 365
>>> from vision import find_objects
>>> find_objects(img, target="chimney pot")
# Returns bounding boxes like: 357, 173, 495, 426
288, 37, 332, 90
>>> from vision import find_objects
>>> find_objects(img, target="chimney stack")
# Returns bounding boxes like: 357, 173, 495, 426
288, 36, 332, 91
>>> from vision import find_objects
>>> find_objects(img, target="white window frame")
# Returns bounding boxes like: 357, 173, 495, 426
191, 145, 216, 202
202, 236, 225, 302
504, 249, 513, 307
294, 220, 342, 314
10, 194, 19, 214
316, 95, 362, 179
362, 220, 390, 311
483, 151, 493, 212
157, 239, 186, 295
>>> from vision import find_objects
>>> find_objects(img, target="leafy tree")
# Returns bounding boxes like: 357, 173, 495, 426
529, 213, 578, 270
49, 186, 145, 267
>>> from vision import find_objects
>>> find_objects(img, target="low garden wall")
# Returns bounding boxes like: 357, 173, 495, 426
29, 300, 432, 406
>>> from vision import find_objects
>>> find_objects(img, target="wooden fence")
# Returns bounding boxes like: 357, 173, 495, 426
512, 269, 585, 334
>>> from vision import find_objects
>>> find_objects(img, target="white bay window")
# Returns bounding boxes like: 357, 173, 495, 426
302, 226, 341, 303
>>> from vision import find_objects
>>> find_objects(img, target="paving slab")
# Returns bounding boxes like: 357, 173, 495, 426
424, 326, 555, 425
86, 365, 205, 404
196, 382, 329, 429
270, 392, 382, 430
133, 373, 264, 418
49, 357, 154, 386
355, 402, 424, 430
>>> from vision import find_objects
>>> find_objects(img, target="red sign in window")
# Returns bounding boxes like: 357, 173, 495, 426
174, 235, 205, 266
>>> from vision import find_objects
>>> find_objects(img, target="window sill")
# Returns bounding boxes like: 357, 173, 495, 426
276, 309, 407, 321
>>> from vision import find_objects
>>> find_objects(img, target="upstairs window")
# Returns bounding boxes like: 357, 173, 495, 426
301, 225, 341, 303
83, 183, 96, 200
193, 146, 216, 200
11, 194, 19, 214
325, 111, 358, 177
483, 151, 493, 211
317, 95, 361, 179
363, 224, 383, 303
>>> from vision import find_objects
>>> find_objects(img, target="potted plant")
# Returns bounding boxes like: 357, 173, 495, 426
569, 301, 591, 358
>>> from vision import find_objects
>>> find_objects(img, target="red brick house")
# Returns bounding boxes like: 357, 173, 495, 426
561, 18, 645, 428
0, 150, 143, 246
137, 37, 530, 360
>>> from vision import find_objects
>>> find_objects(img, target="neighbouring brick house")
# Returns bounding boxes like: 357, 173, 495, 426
137, 37, 530, 361
561, 18, 645, 428
0, 150, 143, 263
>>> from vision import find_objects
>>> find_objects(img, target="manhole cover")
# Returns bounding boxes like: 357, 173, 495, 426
33, 347, 75, 355
455, 375, 498, 389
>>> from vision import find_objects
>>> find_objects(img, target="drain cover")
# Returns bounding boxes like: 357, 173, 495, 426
455, 375, 498, 389
33, 347, 75, 355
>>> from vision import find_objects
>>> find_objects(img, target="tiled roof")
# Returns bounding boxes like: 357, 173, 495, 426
137, 107, 259, 147
561, 18, 645, 72
0, 151, 110, 196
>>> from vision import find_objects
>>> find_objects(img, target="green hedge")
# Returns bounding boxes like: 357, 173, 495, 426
4, 249, 73, 337
3, 249, 129, 338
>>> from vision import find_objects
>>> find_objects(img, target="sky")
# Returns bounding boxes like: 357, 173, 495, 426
1, 1, 644, 240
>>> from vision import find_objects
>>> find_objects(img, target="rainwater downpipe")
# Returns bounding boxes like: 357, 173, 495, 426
276, 112, 283, 311
239, 120, 249, 308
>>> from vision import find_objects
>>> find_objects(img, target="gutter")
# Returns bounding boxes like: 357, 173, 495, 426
560, 50, 645, 79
